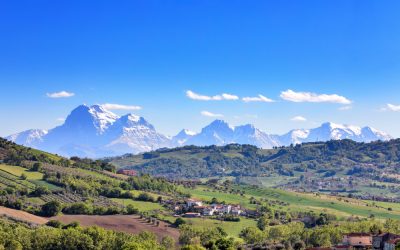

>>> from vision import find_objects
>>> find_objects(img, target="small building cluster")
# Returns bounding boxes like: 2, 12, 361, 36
309, 232, 400, 250
178, 198, 244, 218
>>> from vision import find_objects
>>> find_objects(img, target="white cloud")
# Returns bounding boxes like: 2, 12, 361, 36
102, 103, 142, 111
186, 90, 239, 101
242, 94, 274, 103
291, 116, 307, 122
201, 111, 224, 117
280, 89, 352, 104
56, 118, 65, 122
46, 91, 75, 98
385, 104, 400, 112
339, 106, 352, 111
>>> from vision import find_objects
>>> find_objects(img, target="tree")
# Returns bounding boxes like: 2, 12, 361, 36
31, 162, 42, 171
126, 204, 138, 215
31, 186, 50, 196
239, 227, 264, 245
46, 220, 63, 228
257, 215, 270, 231
5, 240, 22, 250
161, 236, 175, 249
137, 192, 155, 202
181, 245, 206, 250
60, 228, 95, 250
63, 203, 93, 215
174, 218, 186, 227
41, 201, 62, 217
293, 240, 306, 250
20, 173, 27, 180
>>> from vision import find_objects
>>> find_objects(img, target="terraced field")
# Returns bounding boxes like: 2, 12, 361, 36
0, 164, 60, 191
0, 168, 36, 190
0, 164, 43, 180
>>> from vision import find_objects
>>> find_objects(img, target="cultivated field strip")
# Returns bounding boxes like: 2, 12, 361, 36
0, 169, 35, 190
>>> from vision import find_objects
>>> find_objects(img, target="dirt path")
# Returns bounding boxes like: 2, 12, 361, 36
52, 214, 180, 242
0, 206, 48, 224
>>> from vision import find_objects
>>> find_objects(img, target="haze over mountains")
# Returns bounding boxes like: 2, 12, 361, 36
5, 104, 392, 158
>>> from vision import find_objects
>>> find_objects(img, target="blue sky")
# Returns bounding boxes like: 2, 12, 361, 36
1, 0, 400, 137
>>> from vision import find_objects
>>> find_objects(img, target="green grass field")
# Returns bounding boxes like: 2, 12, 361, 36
184, 217, 257, 236
0, 164, 43, 180
239, 186, 400, 220
0, 164, 61, 191
112, 198, 166, 212
183, 184, 400, 221
182, 186, 256, 208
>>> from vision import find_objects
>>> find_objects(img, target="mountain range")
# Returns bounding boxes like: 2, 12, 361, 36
5, 104, 392, 158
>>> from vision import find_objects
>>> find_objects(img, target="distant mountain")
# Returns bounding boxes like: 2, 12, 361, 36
172, 129, 197, 146
185, 120, 235, 146
231, 124, 281, 149
104, 114, 171, 154
278, 122, 392, 145
7, 129, 48, 148
5, 105, 393, 158
6, 105, 169, 158
184, 121, 280, 148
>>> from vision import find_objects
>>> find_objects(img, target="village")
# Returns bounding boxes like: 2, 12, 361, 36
173, 198, 244, 218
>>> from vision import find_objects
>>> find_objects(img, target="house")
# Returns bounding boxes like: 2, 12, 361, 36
212, 204, 231, 214
202, 206, 216, 216
383, 238, 400, 250
231, 205, 243, 216
342, 233, 373, 249
193, 205, 207, 214
373, 233, 400, 250
116, 169, 137, 176
186, 199, 203, 207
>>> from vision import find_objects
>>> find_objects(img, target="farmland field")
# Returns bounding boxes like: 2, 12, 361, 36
0, 169, 36, 190
183, 184, 400, 220
239, 186, 400, 220
52, 214, 180, 243
0, 206, 48, 224
112, 198, 166, 212
185, 217, 257, 236
0, 164, 43, 180
0, 164, 61, 191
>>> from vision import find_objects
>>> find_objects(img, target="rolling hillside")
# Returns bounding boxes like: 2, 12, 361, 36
111, 139, 400, 199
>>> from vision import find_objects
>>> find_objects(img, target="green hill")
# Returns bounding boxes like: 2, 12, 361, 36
110, 140, 400, 199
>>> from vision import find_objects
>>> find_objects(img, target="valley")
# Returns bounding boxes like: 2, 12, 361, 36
1, 137, 400, 249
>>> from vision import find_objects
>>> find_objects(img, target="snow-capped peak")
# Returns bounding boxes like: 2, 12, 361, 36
5, 104, 394, 158
172, 129, 197, 145
6, 129, 48, 147
87, 105, 119, 133
182, 129, 197, 136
